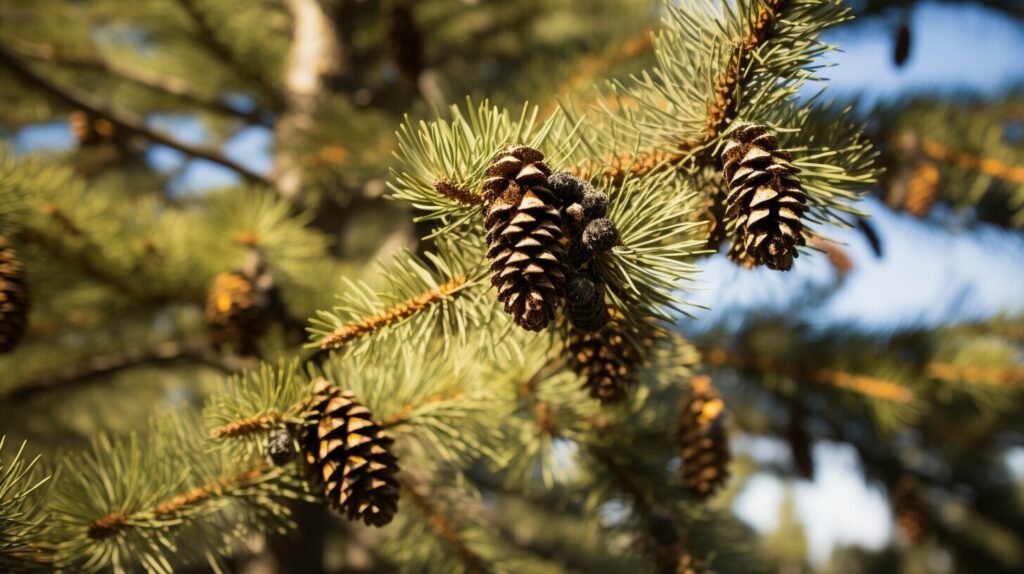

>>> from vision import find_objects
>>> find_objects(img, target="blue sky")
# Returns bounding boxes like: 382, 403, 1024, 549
12, 0, 1024, 567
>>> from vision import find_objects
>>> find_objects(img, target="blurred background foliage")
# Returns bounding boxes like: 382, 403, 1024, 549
0, 0, 1021, 572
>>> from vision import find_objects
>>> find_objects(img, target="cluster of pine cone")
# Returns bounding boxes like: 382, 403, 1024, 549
480, 145, 620, 333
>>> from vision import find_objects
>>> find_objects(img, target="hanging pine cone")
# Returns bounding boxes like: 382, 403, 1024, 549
0, 236, 29, 354
482, 145, 566, 331
304, 378, 400, 527
722, 124, 807, 271
786, 407, 814, 480
892, 476, 929, 545
204, 252, 282, 356
385, 0, 423, 85
677, 376, 730, 500
567, 309, 642, 403
205, 271, 265, 355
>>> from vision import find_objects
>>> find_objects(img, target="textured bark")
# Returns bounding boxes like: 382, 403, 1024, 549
274, 0, 347, 205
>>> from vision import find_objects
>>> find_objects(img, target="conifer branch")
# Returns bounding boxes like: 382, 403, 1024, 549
210, 412, 288, 439
920, 139, 1024, 185
9, 41, 271, 126
0, 43, 272, 185
568, 148, 688, 185
432, 179, 483, 206
173, 0, 283, 106
703, 0, 786, 140
570, 0, 789, 182
86, 463, 268, 540
3, 340, 255, 401
703, 347, 916, 403
319, 276, 468, 350
926, 362, 1024, 387
397, 474, 489, 574
379, 390, 466, 429
18, 221, 194, 304
543, 28, 654, 116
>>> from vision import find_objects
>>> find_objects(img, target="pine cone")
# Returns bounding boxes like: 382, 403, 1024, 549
722, 124, 807, 270
204, 252, 283, 356
482, 145, 566, 331
385, 0, 423, 84
567, 309, 642, 403
204, 271, 266, 355
304, 378, 400, 527
892, 476, 928, 545
677, 376, 730, 499
565, 274, 608, 332
0, 236, 29, 354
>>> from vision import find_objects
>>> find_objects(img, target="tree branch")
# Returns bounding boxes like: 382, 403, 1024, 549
702, 346, 917, 404
4, 340, 256, 401
920, 139, 1024, 185
10, 41, 271, 126
173, 0, 283, 107
87, 463, 268, 540
0, 43, 272, 185
319, 277, 467, 350
397, 474, 488, 574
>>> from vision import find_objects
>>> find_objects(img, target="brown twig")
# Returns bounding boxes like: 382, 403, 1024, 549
87, 464, 268, 540
569, 0, 787, 183
0, 43, 271, 185
541, 28, 654, 116
320, 277, 468, 350
702, 346, 916, 404
926, 362, 1024, 387
397, 474, 488, 574
379, 390, 466, 429
4, 340, 254, 401
210, 413, 288, 439
703, 0, 786, 140
432, 179, 483, 206
920, 139, 1024, 185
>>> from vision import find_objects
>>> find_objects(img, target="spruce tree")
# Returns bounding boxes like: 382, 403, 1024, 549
0, 0, 1021, 572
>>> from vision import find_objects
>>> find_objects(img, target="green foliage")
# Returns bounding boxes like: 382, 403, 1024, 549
0, 0, 1018, 571
0, 437, 50, 572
